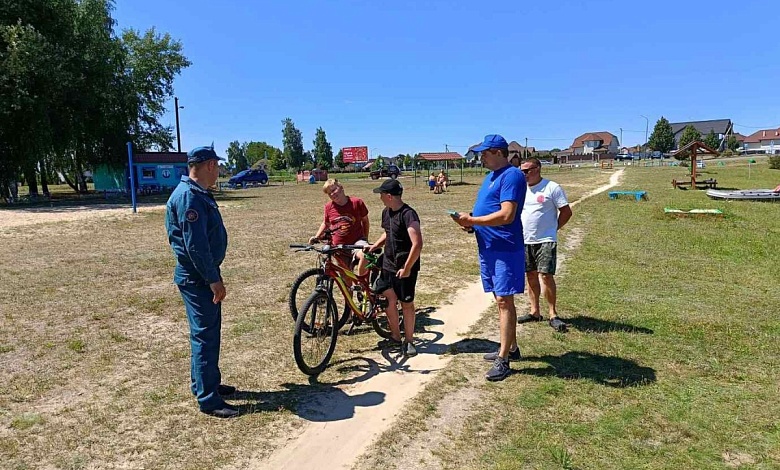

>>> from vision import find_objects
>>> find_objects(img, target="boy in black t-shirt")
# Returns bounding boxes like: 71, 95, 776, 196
367, 179, 423, 356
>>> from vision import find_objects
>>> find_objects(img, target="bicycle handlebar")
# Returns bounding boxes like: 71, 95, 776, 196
289, 243, 382, 257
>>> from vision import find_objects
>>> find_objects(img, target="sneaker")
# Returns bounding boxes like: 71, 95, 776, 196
201, 404, 239, 419
485, 358, 511, 381
549, 317, 568, 332
402, 340, 417, 357
483, 347, 521, 362
517, 313, 544, 324
217, 384, 237, 396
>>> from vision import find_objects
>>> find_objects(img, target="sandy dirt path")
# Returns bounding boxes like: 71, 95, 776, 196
0, 203, 166, 229
253, 169, 624, 470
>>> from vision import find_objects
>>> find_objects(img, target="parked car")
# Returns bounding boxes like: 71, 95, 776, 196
615, 153, 631, 161
539, 159, 552, 165
370, 164, 401, 180
228, 168, 268, 188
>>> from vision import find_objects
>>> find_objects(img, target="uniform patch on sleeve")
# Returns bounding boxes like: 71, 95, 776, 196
185, 209, 199, 222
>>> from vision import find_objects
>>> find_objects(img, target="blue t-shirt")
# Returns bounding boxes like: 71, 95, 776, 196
472, 165, 526, 252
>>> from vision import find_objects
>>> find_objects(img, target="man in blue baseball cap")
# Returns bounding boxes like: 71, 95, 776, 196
166, 145, 238, 418
450, 134, 526, 381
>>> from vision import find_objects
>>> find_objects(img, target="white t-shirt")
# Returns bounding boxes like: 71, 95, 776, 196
521, 178, 569, 244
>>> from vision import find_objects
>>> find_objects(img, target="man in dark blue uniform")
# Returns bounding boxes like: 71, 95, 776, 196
165, 145, 238, 418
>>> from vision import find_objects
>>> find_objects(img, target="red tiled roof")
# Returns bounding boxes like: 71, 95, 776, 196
742, 128, 780, 143
417, 152, 464, 161
570, 131, 618, 149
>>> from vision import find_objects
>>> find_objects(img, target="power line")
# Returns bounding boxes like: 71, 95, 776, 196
733, 122, 778, 130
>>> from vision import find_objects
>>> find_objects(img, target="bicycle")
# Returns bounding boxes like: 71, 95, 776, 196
289, 242, 403, 375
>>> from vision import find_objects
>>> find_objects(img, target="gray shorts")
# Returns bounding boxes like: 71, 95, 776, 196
525, 242, 557, 274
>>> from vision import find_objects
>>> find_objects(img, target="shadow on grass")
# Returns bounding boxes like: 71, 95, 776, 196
565, 316, 653, 334
518, 351, 656, 387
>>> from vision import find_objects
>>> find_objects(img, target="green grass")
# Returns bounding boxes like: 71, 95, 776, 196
4, 163, 777, 469
357, 162, 780, 470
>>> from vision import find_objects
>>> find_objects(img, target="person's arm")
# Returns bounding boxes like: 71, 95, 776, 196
368, 232, 386, 252
453, 200, 517, 227
310, 221, 328, 244
361, 215, 370, 241
180, 197, 220, 284
398, 221, 423, 278
557, 205, 572, 230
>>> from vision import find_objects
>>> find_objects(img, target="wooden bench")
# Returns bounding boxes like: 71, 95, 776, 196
608, 190, 647, 201
672, 178, 717, 189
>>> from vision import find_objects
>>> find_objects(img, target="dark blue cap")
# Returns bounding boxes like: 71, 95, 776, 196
471, 134, 509, 152
187, 146, 224, 164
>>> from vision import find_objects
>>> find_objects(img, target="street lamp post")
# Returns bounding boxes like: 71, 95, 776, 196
174, 96, 184, 152
640, 115, 649, 156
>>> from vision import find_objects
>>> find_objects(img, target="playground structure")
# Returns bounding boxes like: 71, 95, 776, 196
670, 141, 719, 189
600, 159, 614, 169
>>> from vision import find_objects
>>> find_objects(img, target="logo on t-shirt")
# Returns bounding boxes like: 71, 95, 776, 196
536, 195, 545, 203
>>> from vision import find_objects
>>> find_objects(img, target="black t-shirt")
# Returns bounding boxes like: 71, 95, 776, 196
381, 204, 421, 273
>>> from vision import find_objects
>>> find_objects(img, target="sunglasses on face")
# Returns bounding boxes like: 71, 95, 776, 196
521, 166, 539, 174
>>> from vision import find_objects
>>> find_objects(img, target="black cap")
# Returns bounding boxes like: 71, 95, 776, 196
372, 178, 403, 195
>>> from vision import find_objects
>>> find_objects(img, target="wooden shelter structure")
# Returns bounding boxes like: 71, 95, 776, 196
670, 140, 720, 189
414, 152, 465, 185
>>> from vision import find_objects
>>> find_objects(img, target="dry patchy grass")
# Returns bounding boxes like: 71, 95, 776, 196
0, 169, 611, 469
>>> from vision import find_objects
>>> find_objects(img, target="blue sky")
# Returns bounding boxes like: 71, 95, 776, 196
114, 0, 780, 157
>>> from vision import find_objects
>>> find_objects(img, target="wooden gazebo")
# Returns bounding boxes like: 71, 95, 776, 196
414, 152, 465, 185
671, 140, 719, 189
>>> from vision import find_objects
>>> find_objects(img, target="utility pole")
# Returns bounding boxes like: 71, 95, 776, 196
620, 128, 623, 148
525, 137, 528, 159
174, 96, 183, 152
640, 115, 649, 154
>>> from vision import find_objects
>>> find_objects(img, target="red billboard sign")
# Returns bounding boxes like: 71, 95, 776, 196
341, 146, 368, 163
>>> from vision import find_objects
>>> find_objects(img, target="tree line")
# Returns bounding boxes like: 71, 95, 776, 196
646, 117, 740, 160
0, 0, 190, 198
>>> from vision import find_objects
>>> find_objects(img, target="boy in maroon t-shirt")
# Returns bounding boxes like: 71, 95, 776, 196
310, 179, 371, 275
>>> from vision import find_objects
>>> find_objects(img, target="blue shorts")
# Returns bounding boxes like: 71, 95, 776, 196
478, 250, 525, 296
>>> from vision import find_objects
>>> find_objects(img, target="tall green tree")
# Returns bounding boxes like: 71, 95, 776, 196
704, 130, 720, 150
0, 0, 190, 196
334, 149, 344, 169
281, 118, 304, 169
726, 135, 740, 152
245, 141, 281, 168
647, 117, 676, 154
226, 140, 248, 170
677, 125, 702, 160
312, 127, 333, 169
122, 27, 191, 152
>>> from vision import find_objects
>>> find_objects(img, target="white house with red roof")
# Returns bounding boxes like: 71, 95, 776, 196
741, 127, 780, 154
568, 131, 619, 156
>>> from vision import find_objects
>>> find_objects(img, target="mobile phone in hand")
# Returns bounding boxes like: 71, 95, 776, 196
447, 210, 459, 217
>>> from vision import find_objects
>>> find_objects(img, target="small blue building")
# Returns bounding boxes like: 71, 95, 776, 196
94, 152, 188, 193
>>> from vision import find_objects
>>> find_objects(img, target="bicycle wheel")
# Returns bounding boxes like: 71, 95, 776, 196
289, 269, 351, 329
370, 298, 404, 339
293, 291, 338, 376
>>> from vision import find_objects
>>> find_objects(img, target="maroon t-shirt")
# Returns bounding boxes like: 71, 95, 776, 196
324, 196, 369, 245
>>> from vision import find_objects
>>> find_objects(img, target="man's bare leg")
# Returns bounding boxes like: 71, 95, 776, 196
495, 294, 517, 359
539, 273, 558, 319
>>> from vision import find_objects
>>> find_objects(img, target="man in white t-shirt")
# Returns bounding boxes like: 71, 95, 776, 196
518, 157, 573, 332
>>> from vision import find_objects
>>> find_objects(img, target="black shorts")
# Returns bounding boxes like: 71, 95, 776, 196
374, 269, 418, 303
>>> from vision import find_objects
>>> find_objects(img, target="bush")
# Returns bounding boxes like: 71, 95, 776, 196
722, 149, 734, 157
769, 155, 780, 169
